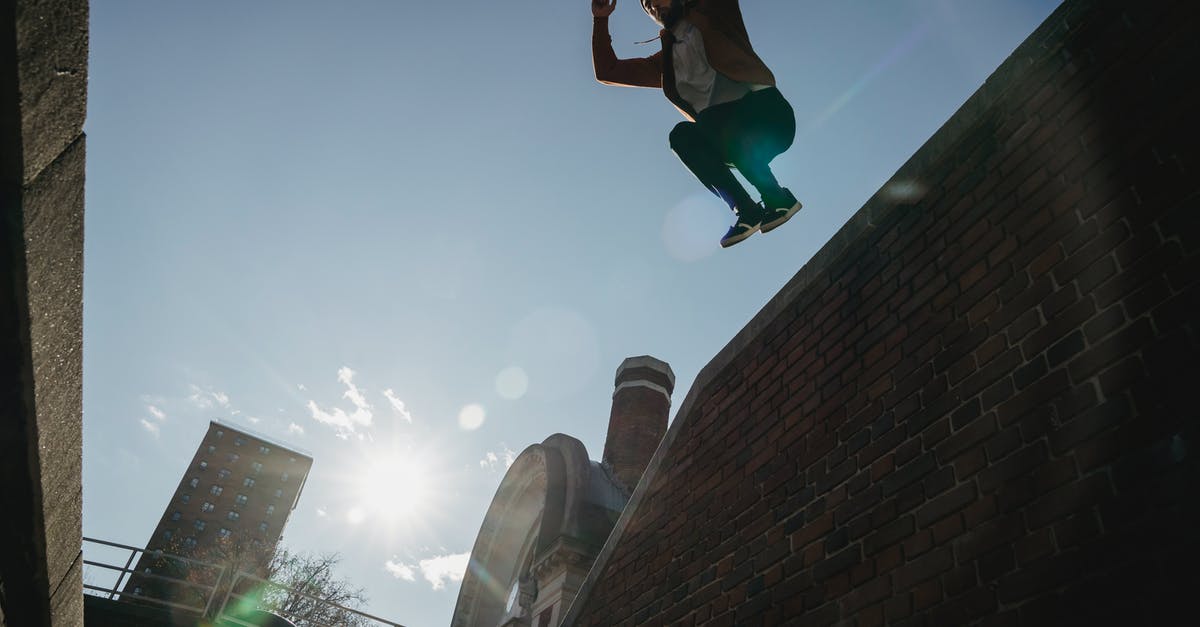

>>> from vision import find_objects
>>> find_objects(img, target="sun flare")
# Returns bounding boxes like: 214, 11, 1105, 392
358, 456, 432, 524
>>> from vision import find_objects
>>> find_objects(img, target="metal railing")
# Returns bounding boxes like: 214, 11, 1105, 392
82, 537, 406, 627
82, 536, 227, 616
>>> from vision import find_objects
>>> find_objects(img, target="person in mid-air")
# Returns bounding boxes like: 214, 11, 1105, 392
591, 0, 802, 248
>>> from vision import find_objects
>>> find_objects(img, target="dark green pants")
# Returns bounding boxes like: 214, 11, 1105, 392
668, 87, 796, 212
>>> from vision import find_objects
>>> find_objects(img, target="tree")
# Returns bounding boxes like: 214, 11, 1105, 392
254, 549, 371, 627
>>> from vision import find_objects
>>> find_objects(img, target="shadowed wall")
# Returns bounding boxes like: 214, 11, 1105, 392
0, 0, 88, 625
565, 0, 1199, 624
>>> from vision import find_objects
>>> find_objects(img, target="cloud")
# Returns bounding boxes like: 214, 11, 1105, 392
382, 389, 413, 423
306, 367, 373, 436
287, 423, 305, 436
188, 384, 231, 409
480, 446, 517, 472
139, 419, 161, 437
316, 508, 327, 518
417, 553, 469, 591
297, 384, 307, 391
384, 560, 415, 582
147, 405, 166, 421
339, 367, 370, 412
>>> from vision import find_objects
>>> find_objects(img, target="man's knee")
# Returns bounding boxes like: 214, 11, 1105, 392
668, 122, 699, 151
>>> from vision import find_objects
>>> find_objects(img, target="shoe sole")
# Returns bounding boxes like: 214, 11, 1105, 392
760, 201, 802, 233
720, 224, 760, 248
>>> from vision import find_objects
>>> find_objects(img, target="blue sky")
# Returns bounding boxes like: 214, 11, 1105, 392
83, 1, 1060, 625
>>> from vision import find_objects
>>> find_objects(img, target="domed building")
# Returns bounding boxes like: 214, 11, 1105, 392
451, 357, 675, 627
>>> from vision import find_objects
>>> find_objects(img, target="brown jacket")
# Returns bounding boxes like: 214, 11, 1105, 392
592, 0, 776, 120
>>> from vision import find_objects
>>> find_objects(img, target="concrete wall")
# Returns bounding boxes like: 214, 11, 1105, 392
0, 0, 88, 625
565, 0, 1199, 624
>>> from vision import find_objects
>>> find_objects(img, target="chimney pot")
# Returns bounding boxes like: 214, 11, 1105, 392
603, 356, 674, 492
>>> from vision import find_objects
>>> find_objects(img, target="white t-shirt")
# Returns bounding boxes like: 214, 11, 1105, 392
671, 19, 769, 113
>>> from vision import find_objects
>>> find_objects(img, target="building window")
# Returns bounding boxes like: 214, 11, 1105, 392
202, 502, 215, 512
218, 468, 231, 480
170, 511, 181, 521
228, 453, 240, 463
183, 537, 197, 549
273, 488, 283, 499
281, 472, 289, 482
289, 456, 296, 464
133, 586, 143, 596
259, 445, 270, 455
243, 477, 255, 488
180, 494, 190, 504
234, 436, 245, 447
218, 528, 230, 538
235, 494, 248, 506
162, 530, 173, 541
194, 520, 206, 531
227, 511, 240, 521
198, 461, 208, 471
215, 430, 224, 439
211, 485, 223, 496
266, 505, 275, 516
188, 477, 199, 488
251, 461, 263, 474
258, 522, 269, 533
207, 445, 217, 454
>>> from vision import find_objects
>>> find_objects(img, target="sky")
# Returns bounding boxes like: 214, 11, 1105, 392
82, 1, 1060, 625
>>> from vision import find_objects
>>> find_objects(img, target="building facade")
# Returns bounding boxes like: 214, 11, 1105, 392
452, 356, 675, 627
123, 420, 314, 610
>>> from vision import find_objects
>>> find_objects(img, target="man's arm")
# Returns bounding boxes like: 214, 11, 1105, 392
591, 2, 662, 88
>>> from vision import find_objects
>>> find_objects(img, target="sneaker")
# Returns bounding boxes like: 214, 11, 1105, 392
760, 188, 802, 233
720, 205, 763, 248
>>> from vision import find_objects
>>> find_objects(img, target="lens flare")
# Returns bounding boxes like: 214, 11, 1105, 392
662, 194, 728, 262
458, 404, 486, 430
495, 367, 529, 400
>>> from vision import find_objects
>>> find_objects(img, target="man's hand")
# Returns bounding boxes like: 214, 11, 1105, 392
592, 0, 617, 18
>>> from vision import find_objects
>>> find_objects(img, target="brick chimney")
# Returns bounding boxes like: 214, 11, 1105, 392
603, 356, 675, 492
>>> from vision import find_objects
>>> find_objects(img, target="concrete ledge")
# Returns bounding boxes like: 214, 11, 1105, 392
16, 0, 88, 184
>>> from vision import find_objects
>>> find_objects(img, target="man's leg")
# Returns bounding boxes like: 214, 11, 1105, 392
669, 121, 758, 213
720, 88, 801, 231
721, 88, 797, 207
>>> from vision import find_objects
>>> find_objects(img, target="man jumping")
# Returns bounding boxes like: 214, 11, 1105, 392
591, 0, 802, 248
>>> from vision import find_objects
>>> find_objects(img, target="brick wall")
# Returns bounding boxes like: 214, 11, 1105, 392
565, 1, 1199, 624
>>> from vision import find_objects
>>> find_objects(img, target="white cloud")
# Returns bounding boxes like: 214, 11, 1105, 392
247, 416, 261, 424
147, 405, 166, 421
382, 389, 413, 423
339, 367, 370, 413
480, 446, 517, 472
297, 384, 307, 391
188, 384, 231, 409
139, 419, 161, 437
316, 508, 328, 518
306, 367, 374, 436
418, 553, 470, 591
287, 423, 305, 436
384, 560, 416, 582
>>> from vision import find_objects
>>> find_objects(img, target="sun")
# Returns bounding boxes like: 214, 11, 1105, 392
358, 455, 432, 524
